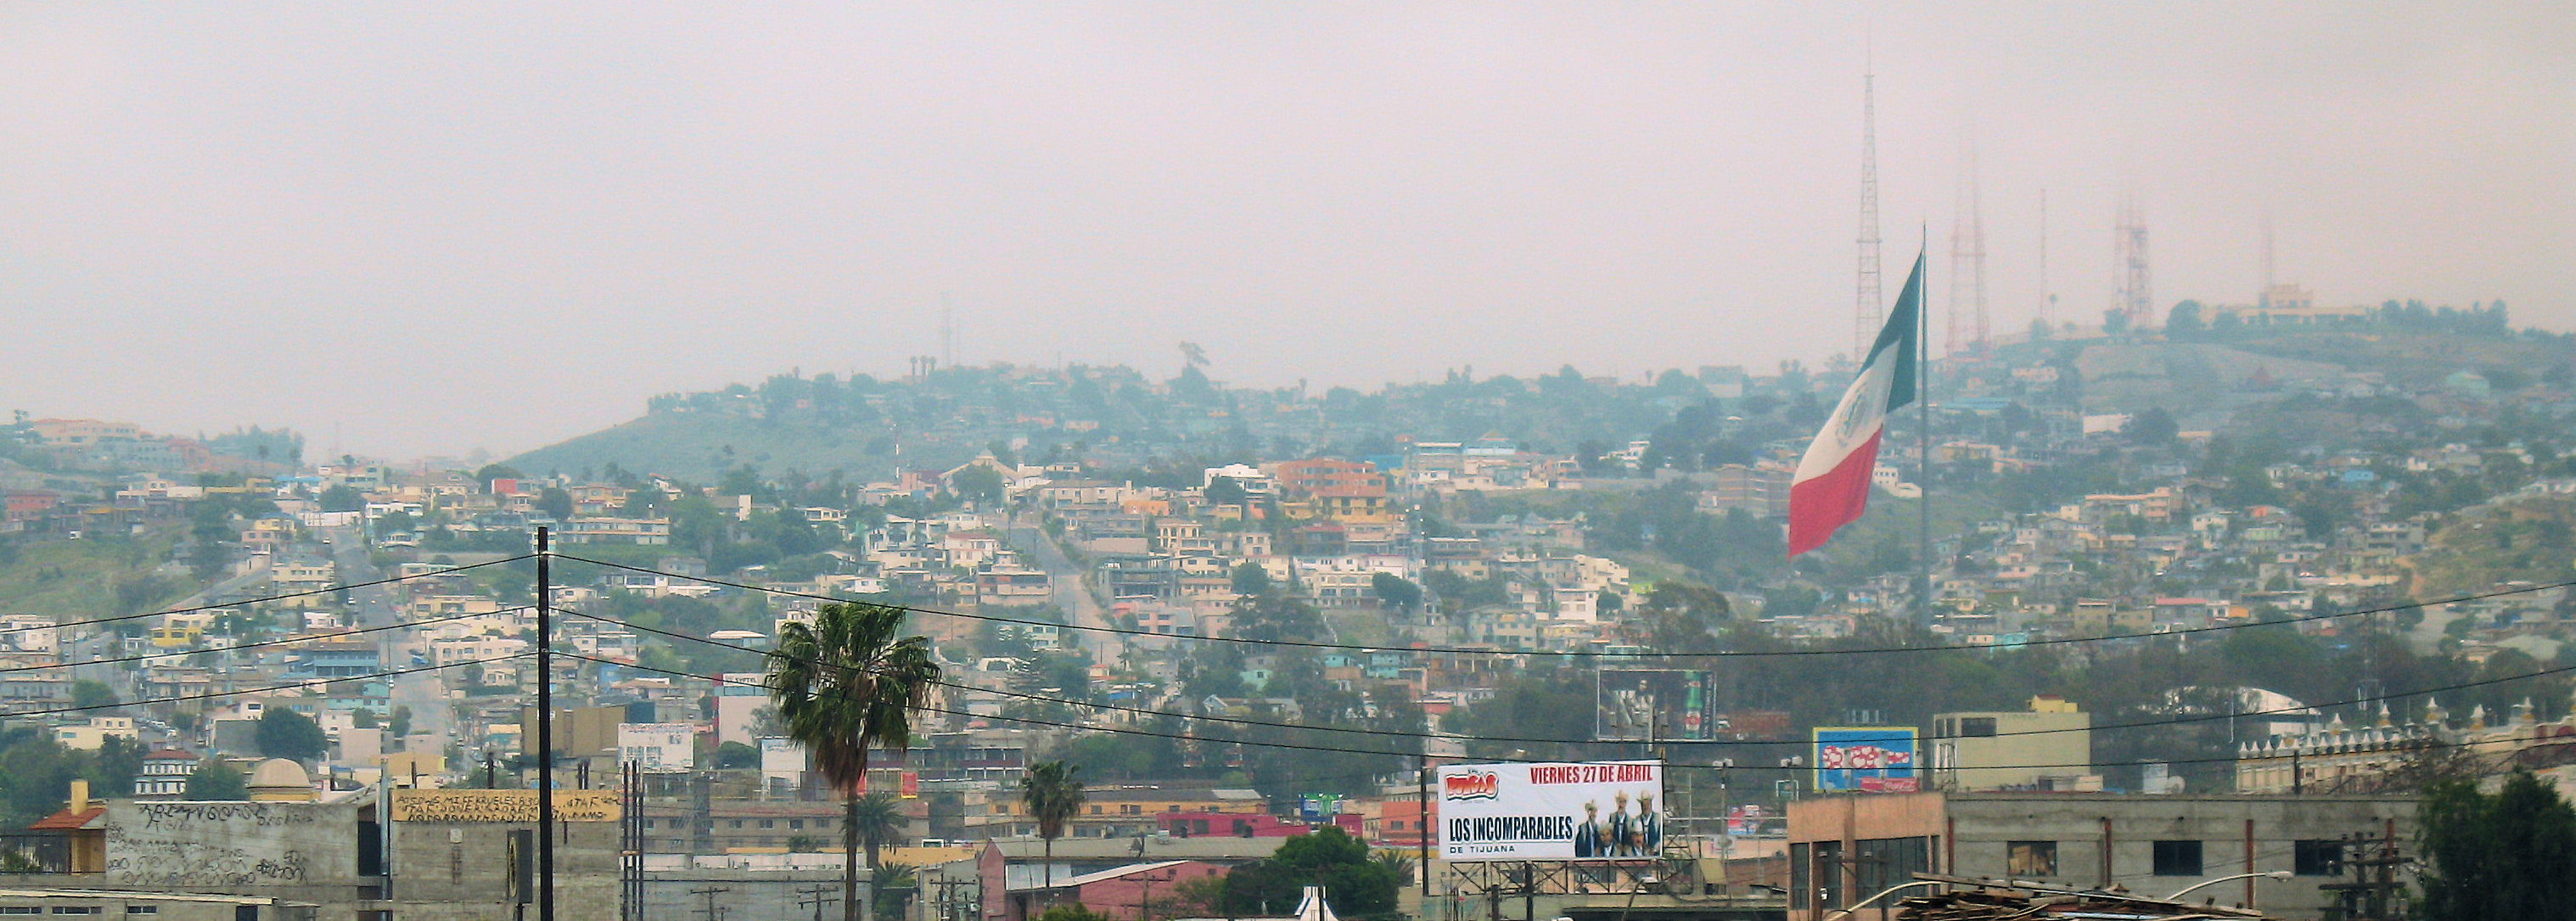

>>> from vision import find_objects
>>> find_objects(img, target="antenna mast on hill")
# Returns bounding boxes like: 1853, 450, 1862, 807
2038, 188, 2051, 330
2260, 215, 2276, 307
1855, 68, 1884, 362
940, 295, 956, 369
2116, 196, 2153, 328
1946, 140, 1988, 357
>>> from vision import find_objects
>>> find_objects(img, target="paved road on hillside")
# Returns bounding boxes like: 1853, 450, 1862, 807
325, 526, 458, 749
1003, 521, 1117, 668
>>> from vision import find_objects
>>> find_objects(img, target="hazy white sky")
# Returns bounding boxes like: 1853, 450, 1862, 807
4, 3, 2569, 459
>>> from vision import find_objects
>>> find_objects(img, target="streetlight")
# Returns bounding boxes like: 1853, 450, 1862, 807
2164, 871, 2292, 901
1821, 880, 1942, 921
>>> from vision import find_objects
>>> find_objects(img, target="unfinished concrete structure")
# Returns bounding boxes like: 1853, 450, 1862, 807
1785, 791, 2414, 921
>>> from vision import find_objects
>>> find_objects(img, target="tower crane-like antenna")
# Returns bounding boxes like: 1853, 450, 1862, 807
1855, 70, 1884, 361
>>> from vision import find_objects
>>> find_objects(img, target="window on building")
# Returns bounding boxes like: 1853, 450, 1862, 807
50, 908, 101, 915
123, 908, 156, 916
1853, 837, 1934, 900
2152, 840, 2203, 876
0, 908, 42, 916
729, 820, 744, 829
1960, 717, 1998, 737
2006, 841, 2057, 878
760, 819, 775, 829
790, 820, 804, 830
1090, 806, 1103, 814
641, 820, 655, 829
2294, 840, 2344, 876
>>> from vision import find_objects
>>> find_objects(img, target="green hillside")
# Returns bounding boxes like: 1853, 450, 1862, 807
504, 312, 2569, 487
0, 530, 190, 621
505, 412, 915, 483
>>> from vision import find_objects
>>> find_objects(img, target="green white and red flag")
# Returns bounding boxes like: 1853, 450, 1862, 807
1789, 250, 1923, 556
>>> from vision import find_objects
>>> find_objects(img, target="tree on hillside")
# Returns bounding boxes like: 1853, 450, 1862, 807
1230, 562, 1271, 596
951, 466, 1006, 507
767, 601, 940, 921
1624, 581, 1731, 654
2127, 407, 2179, 445
1370, 572, 1422, 614
69, 680, 118, 711
1221, 826, 1399, 917
1442, 665, 1597, 761
255, 710, 328, 763
318, 484, 365, 514
1232, 591, 1325, 643
2165, 300, 2204, 336
536, 486, 574, 520
2419, 772, 2576, 921
184, 760, 248, 800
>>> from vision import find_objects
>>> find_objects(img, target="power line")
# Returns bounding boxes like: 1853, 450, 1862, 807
0, 606, 525, 675
554, 553, 2555, 659
3, 653, 530, 720
2, 553, 534, 636
548, 649, 2160, 772
548, 649, 2576, 775
570, 606, 2576, 750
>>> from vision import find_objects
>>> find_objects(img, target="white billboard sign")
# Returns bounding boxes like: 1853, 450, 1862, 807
760, 737, 807, 783
619, 722, 694, 773
1437, 761, 1664, 862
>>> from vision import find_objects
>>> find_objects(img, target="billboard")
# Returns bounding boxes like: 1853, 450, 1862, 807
620, 722, 695, 773
760, 737, 805, 783
1438, 761, 1664, 862
1814, 727, 1918, 792
1595, 670, 1715, 741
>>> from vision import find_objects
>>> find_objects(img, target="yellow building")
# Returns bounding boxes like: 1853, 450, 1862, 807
1928, 696, 2094, 791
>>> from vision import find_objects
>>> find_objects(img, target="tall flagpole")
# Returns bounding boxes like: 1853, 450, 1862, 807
1917, 233, 1933, 626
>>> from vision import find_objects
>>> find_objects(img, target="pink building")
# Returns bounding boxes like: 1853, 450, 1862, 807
986, 856, 1228, 921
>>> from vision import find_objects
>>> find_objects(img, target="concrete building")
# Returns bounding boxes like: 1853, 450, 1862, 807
133, 749, 199, 800
1785, 791, 2416, 921
3, 786, 637, 921
0, 888, 317, 921
1927, 696, 2095, 791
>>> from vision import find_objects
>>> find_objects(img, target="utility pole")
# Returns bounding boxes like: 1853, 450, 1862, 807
693, 885, 732, 921
800, 884, 840, 921
929, 876, 971, 921
1418, 765, 1433, 899
536, 526, 556, 921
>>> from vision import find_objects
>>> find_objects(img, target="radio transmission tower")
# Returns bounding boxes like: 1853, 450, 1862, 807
1946, 142, 1987, 357
2115, 197, 2152, 328
1854, 72, 1883, 362
2037, 188, 2051, 330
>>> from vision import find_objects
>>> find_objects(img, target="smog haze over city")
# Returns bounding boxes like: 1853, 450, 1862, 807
4, 3, 2569, 458
20, 8, 2576, 921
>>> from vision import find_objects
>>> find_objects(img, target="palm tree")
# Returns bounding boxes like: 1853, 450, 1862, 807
1019, 761, 1087, 888
848, 791, 907, 870
769, 601, 941, 921
870, 862, 918, 920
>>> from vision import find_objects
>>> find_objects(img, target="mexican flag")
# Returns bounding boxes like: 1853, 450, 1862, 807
1789, 251, 1923, 556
